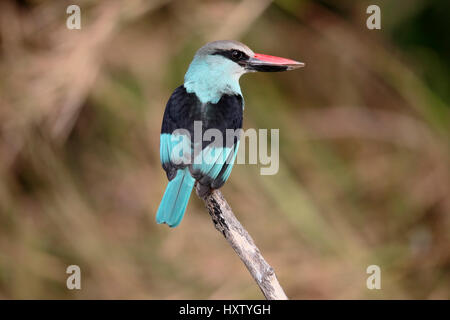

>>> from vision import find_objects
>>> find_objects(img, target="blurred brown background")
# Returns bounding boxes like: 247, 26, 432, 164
0, 0, 449, 299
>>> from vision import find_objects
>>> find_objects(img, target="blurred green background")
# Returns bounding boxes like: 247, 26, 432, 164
0, 0, 449, 299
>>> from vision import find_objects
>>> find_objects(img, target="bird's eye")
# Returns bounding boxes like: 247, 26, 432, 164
232, 50, 242, 60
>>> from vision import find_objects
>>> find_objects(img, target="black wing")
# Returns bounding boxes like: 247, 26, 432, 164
160, 85, 243, 189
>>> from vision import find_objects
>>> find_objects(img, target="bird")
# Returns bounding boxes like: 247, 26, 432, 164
157, 40, 304, 227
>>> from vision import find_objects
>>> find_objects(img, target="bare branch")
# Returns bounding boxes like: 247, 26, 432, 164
196, 186, 288, 300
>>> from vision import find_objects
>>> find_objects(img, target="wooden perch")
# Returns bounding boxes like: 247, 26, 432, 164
196, 186, 288, 300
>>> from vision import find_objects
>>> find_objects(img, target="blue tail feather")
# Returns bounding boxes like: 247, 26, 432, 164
156, 168, 195, 227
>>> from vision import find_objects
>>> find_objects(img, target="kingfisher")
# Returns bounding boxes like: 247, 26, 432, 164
157, 40, 304, 227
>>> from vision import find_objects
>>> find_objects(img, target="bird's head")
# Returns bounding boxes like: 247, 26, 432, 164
184, 40, 304, 103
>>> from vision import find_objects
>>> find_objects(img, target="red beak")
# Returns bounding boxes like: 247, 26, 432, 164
247, 53, 304, 72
